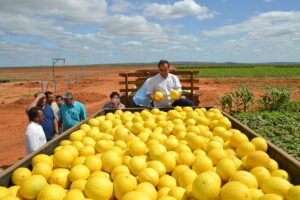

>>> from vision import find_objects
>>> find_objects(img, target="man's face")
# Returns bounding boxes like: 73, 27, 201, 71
46, 94, 54, 104
158, 63, 169, 78
64, 98, 74, 106
56, 98, 63, 107
36, 110, 44, 124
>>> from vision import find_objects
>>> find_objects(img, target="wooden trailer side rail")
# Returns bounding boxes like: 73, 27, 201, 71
0, 107, 299, 186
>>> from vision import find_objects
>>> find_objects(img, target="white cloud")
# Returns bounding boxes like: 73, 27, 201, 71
0, 13, 64, 37
252, 48, 262, 53
101, 15, 163, 36
170, 45, 187, 49
194, 47, 204, 52
195, 11, 300, 63
0, 0, 107, 23
202, 11, 300, 37
122, 41, 142, 46
144, 0, 215, 20
110, 0, 134, 13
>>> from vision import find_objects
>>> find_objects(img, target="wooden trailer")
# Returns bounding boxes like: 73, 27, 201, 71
0, 107, 299, 187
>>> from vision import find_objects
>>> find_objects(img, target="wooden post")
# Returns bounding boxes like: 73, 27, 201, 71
41, 80, 44, 93
54, 80, 57, 92
82, 65, 85, 81
125, 73, 129, 107
67, 79, 70, 89
190, 71, 194, 102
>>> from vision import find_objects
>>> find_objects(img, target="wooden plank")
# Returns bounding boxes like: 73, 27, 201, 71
120, 86, 200, 93
119, 71, 198, 77
191, 72, 194, 99
125, 73, 129, 106
119, 78, 199, 85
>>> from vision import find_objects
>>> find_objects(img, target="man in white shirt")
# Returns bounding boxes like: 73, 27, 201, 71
25, 107, 47, 154
147, 60, 194, 108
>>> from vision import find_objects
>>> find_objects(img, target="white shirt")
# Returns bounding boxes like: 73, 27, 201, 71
51, 102, 60, 121
147, 73, 182, 108
25, 122, 47, 154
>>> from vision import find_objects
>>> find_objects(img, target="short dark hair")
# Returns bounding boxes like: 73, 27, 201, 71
55, 95, 62, 100
110, 91, 120, 99
158, 60, 170, 68
28, 107, 42, 121
63, 92, 74, 99
44, 91, 53, 98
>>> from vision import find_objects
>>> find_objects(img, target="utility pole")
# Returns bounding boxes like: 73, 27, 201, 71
52, 58, 66, 82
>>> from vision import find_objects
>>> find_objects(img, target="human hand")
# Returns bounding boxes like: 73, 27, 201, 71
36, 93, 46, 100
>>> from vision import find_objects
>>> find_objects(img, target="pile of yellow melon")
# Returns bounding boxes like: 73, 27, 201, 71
1, 107, 299, 200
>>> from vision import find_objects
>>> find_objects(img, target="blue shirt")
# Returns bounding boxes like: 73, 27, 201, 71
60, 101, 87, 131
133, 78, 153, 107
41, 104, 55, 140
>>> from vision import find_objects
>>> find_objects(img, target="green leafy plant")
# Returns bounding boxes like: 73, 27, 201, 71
220, 93, 232, 113
219, 87, 254, 113
234, 111, 300, 161
258, 87, 296, 111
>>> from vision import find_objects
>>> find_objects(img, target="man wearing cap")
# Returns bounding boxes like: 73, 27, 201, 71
26, 92, 59, 141
59, 92, 87, 132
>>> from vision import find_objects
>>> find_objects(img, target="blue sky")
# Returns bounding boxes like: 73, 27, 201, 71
0, 0, 300, 67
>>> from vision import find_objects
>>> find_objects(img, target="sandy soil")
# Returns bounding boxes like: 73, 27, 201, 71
0, 65, 299, 167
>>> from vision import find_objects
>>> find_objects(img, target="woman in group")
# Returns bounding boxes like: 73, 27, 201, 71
103, 91, 125, 109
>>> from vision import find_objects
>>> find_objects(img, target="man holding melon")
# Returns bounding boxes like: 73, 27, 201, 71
147, 60, 194, 108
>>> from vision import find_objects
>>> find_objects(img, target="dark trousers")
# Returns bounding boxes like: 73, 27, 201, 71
131, 100, 144, 108
172, 98, 195, 107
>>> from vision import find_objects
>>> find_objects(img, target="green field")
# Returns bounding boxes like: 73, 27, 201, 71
176, 65, 300, 78
234, 111, 300, 160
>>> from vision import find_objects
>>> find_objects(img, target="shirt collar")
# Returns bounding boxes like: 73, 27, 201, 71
159, 73, 169, 79
67, 101, 75, 108
31, 121, 40, 126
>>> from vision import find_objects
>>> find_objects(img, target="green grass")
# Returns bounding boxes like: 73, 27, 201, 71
176, 65, 300, 78
0, 78, 30, 82
234, 111, 300, 161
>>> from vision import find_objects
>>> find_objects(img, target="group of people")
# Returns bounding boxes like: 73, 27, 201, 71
103, 60, 194, 109
25, 91, 87, 154
25, 59, 194, 154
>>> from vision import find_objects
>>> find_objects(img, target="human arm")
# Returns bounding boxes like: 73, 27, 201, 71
58, 107, 63, 129
53, 119, 59, 137
25, 93, 45, 114
146, 79, 155, 101
80, 104, 87, 121
174, 76, 182, 93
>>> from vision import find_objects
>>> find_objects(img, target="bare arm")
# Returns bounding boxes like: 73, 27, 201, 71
53, 119, 59, 136
26, 93, 45, 114
147, 94, 154, 100
146, 79, 155, 101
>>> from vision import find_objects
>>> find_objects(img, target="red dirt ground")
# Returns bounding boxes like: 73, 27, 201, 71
0, 65, 299, 168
